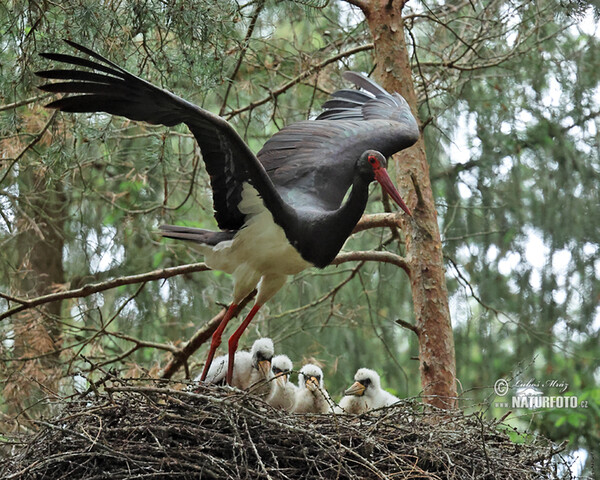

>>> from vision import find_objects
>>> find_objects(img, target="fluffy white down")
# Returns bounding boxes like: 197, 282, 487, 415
292, 364, 333, 414
266, 355, 297, 411
335, 368, 399, 414
201, 338, 274, 391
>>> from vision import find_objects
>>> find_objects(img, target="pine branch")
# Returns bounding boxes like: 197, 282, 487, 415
219, 0, 266, 116
0, 93, 53, 112
353, 213, 401, 233
0, 110, 58, 186
0, 262, 210, 322
160, 292, 255, 379
331, 250, 410, 274
224, 44, 374, 119
1, 241, 410, 321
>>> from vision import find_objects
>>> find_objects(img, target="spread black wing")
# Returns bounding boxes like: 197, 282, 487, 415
36, 40, 281, 231
38, 41, 419, 232
257, 71, 419, 212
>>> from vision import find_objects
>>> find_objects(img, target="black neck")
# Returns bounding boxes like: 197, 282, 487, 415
297, 174, 371, 268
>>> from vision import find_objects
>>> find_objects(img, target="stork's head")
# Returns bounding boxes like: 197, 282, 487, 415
298, 364, 324, 392
251, 338, 274, 379
357, 150, 411, 216
271, 354, 293, 388
344, 368, 382, 398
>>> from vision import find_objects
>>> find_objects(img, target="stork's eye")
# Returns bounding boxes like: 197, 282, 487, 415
368, 155, 380, 168
273, 367, 283, 375
362, 378, 371, 387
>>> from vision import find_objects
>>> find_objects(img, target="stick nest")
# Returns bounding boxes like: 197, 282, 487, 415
1, 379, 571, 479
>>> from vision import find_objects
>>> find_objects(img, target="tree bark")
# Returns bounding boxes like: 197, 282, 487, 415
9, 162, 66, 414
355, 0, 457, 408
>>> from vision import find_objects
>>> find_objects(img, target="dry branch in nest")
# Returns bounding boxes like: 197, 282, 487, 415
1, 379, 571, 479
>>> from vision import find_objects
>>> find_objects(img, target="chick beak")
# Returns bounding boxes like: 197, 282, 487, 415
306, 376, 320, 391
258, 360, 271, 378
344, 381, 366, 397
275, 373, 288, 388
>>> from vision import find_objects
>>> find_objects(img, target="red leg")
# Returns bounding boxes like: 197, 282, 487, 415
199, 303, 238, 382
226, 303, 262, 385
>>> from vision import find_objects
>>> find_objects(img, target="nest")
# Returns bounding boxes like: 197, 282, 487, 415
1, 379, 571, 479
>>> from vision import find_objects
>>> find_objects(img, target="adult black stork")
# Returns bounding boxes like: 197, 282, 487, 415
37, 40, 420, 385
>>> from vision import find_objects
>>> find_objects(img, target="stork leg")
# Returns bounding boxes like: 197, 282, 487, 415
198, 303, 238, 382
226, 303, 262, 385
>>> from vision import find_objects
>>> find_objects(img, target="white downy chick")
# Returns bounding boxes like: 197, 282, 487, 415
266, 354, 296, 411
335, 368, 399, 414
292, 364, 332, 414
200, 338, 274, 391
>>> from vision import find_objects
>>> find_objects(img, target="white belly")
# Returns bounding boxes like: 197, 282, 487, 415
201, 184, 311, 276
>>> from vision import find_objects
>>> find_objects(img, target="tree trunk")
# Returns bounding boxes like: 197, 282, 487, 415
8, 162, 66, 414
354, 0, 457, 408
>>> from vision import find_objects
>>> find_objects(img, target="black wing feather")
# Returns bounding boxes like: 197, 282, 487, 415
39, 42, 418, 234
37, 40, 282, 231
159, 225, 236, 245
259, 72, 419, 211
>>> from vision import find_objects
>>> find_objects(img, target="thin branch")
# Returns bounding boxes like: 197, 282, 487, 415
331, 250, 410, 274
443, 229, 505, 243
0, 291, 28, 305
69, 282, 148, 374
105, 330, 178, 353
224, 44, 374, 119
160, 292, 255, 379
219, 0, 266, 116
561, 108, 600, 133
353, 212, 401, 233
0, 93, 53, 112
343, 0, 369, 10
318, 261, 365, 331
431, 158, 479, 181
395, 318, 419, 335
2, 238, 410, 321
0, 262, 210, 322
445, 255, 501, 316
0, 110, 58, 186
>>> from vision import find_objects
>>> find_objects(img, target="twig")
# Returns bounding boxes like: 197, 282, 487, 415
395, 318, 419, 335
331, 250, 410, 274
224, 44, 374, 119
0, 262, 210, 322
0, 93, 53, 112
219, 0, 266, 116
0, 110, 58, 186
160, 292, 255, 379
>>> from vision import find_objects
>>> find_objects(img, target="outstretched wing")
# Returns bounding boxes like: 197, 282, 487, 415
36, 40, 280, 231
258, 71, 419, 211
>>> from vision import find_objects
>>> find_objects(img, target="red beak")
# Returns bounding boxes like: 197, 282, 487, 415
374, 168, 412, 216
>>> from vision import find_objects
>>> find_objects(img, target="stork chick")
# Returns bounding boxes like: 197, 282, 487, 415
335, 368, 399, 414
202, 338, 274, 391
266, 354, 296, 411
292, 364, 332, 414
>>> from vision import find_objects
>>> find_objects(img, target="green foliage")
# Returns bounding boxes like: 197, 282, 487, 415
420, 1, 599, 471
0, 0, 598, 475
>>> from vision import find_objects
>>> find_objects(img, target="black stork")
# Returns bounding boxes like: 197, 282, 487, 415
37, 40, 420, 386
